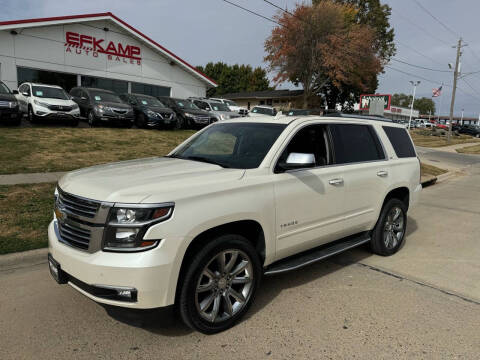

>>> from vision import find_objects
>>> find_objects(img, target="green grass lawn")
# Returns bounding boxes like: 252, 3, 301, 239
0, 183, 55, 254
0, 127, 194, 174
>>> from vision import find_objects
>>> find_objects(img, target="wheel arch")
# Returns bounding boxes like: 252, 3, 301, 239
173, 219, 266, 304
383, 186, 410, 211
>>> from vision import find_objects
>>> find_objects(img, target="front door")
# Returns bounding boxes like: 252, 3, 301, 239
273, 124, 346, 260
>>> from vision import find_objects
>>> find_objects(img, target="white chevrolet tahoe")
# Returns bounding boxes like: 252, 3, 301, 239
48, 116, 421, 333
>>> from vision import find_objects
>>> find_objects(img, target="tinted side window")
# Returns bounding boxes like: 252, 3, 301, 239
329, 124, 385, 164
382, 126, 416, 158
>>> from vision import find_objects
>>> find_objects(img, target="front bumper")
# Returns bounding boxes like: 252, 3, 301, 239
48, 220, 180, 308
410, 183, 422, 208
145, 115, 177, 128
0, 107, 21, 121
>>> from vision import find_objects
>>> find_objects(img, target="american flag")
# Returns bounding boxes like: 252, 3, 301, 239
432, 85, 442, 97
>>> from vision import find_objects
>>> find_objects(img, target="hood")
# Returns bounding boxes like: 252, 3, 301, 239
33, 97, 76, 106
99, 101, 131, 110
58, 157, 245, 203
0, 93, 16, 102
142, 105, 174, 113
179, 108, 209, 116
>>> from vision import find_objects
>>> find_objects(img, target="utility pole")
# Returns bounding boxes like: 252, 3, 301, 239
448, 38, 466, 142
408, 80, 420, 130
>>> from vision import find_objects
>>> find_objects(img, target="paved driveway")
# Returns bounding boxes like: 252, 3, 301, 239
1, 151, 479, 359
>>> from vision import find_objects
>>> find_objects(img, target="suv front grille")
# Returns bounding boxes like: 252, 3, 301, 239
194, 115, 210, 123
58, 190, 100, 219
49, 105, 73, 111
113, 109, 127, 114
58, 221, 91, 250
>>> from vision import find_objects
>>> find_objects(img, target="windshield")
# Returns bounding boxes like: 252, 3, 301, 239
210, 102, 230, 112
175, 99, 199, 110
32, 86, 69, 100
91, 91, 122, 103
225, 100, 237, 107
0, 83, 10, 95
136, 96, 165, 107
252, 107, 274, 115
169, 122, 286, 169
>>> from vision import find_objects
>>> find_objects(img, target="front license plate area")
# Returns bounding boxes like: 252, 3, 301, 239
48, 253, 68, 284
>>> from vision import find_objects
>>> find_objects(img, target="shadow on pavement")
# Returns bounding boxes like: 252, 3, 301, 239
100, 218, 419, 336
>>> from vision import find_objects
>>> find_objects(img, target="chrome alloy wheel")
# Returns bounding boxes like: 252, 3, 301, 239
383, 206, 405, 250
195, 250, 254, 323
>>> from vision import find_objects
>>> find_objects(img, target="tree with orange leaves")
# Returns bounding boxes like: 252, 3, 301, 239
264, 0, 382, 109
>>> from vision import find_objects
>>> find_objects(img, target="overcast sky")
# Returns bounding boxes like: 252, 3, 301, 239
2, 0, 479, 117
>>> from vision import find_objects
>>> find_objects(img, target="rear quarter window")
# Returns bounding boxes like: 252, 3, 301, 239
382, 126, 416, 158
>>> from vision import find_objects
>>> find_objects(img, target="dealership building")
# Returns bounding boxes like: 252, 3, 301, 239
0, 13, 216, 97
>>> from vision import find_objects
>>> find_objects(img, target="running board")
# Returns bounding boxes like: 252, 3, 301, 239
264, 233, 371, 275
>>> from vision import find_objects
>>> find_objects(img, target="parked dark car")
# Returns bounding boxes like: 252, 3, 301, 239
70, 87, 134, 127
157, 96, 213, 129
0, 81, 22, 126
458, 124, 480, 137
119, 93, 176, 129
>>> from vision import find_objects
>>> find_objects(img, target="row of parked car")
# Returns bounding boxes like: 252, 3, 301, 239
0, 81, 255, 129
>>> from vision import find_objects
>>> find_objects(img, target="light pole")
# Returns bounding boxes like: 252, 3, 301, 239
461, 108, 464, 125
408, 80, 420, 129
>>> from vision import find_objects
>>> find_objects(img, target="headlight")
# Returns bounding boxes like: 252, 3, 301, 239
71, 103, 79, 110
103, 204, 174, 252
8, 101, 18, 108
146, 110, 158, 118
220, 114, 231, 120
184, 113, 194, 118
34, 99, 50, 108
94, 104, 104, 113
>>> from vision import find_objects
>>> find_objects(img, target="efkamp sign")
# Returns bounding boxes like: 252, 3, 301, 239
359, 94, 391, 110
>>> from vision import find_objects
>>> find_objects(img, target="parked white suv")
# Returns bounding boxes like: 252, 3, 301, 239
48, 116, 421, 333
210, 98, 248, 116
16, 83, 80, 126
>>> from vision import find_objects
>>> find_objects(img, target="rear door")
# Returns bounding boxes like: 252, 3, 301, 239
329, 123, 390, 234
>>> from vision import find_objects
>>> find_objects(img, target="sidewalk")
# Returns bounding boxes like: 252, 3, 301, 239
430, 141, 480, 153
0, 171, 66, 185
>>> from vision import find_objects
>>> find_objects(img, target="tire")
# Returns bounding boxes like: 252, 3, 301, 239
124, 121, 133, 129
175, 116, 185, 130
28, 106, 37, 124
178, 234, 262, 334
135, 113, 146, 128
87, 111, 97, 127
370, 198, 407, 256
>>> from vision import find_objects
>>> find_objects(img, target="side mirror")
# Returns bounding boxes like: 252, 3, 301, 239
12, 90, 19, 95
277, 153, 316, 171
80, 96, 87, 101
22, 92, 30, 97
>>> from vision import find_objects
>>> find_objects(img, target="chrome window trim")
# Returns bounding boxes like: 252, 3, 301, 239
271, 121, 389, 174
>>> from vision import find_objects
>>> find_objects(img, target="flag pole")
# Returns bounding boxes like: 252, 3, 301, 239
437, 83, 444, 122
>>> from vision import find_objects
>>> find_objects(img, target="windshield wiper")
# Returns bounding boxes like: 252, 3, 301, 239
184, 156, 229, 168
164, 154, 229, 168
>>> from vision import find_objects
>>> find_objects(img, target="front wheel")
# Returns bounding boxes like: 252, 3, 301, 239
370, 198, 407, 256
178, 234, 261, 334
87, 111, 97, 127
28, 106, 37, 123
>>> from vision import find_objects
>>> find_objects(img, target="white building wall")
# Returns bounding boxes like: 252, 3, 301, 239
0, 19, 208, 97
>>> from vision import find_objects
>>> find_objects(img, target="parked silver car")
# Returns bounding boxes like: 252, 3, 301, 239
189, 98, 241, 122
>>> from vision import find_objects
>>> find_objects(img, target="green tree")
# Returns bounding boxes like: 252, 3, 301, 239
391, 93, 436, 115
196, 62, 271, 97
313, 0, 395, 109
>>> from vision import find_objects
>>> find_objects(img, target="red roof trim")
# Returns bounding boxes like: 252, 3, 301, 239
0, 12, 217, 86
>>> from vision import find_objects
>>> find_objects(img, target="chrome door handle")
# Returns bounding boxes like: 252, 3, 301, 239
377, 170, 388, 177
328, 178, 344, 186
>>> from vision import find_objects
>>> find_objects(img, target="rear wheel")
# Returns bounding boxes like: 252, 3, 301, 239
370, 198, 407, 256
178, 234, 261, 334
175, 116, 185, 130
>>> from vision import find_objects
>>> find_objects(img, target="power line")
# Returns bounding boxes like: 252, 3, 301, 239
391, 58, 452, 73
392, 9, 451, 47
385, 65, 450, 86
395, 40, 445, 66
220, 0, 281, 26
461, 78, 480, 99
412, 0, 461, 39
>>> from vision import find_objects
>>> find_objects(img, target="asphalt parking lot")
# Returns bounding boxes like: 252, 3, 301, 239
0, 149, 479, 359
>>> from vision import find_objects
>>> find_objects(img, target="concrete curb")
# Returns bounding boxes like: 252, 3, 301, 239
0, 248, 48, 271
